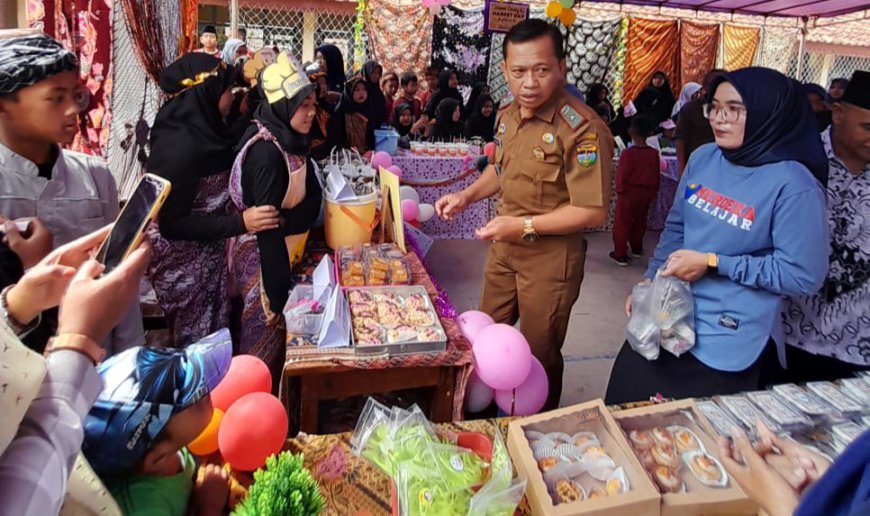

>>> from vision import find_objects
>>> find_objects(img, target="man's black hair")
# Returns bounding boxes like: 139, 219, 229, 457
400, 72, 418, 87
502, 19, 565, 61
629, 115, 655, 138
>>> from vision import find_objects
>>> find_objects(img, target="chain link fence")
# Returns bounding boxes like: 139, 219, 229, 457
787, 50, 870, 87
238, 2, 367, 70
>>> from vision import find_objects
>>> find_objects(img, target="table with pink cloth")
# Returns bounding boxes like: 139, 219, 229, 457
649, 156, 680, 231
393, 154, 494, 240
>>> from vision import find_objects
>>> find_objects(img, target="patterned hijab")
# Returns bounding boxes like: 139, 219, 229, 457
0, 34, 76, 96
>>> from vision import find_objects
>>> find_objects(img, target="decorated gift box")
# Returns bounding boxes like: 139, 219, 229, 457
506, 399, 660, 515
611, 399, 757, 516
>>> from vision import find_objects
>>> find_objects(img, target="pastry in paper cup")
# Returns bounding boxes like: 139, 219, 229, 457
629, 429, 654, 451
580, 450, 616, 481
525, 430, 547, 444
668, 425, 705, 454
606, 467, 631, 496
554, 478, 586, 504
556, 443, 582, 462
683, 450, 729, 487
652, 427, 675, 447
653, 465, 684, 493
587, 486, 607, 499
542, 461, 575, 486
652, 442, 681, 469
546, 432, 575, 445
572, 431, 600, 450
531, 440, 559, 460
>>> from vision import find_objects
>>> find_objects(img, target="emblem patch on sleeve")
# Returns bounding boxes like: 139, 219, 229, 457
576, 143, 598, 167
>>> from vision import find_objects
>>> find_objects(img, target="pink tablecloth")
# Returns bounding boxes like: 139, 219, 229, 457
649, 156, 680, 231
393, 154, 493, 240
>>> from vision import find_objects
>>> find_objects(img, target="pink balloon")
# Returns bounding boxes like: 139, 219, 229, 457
464, 370, 494, 414
387, 165, 403, 178
401, 199, 419, 222
494, 357, 549, 416
660, 158, 668, 173
472, 324, 532, 391
457, 310, 495, 345
371, 151, 393, 171
483, 142, 495, 158
421, 0, 436, 6
219, 392, 288, 471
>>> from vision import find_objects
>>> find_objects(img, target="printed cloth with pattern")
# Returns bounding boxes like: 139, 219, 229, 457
782, 127, 870, 366
679, 21, 719, 88
723, 24, 760, 71
623, 18, 678, 104
365, 0, 432, 78
561, 17, 622, 95
432, 5, 491, 100
486, 6, 544, 105
760, 26, 799, 74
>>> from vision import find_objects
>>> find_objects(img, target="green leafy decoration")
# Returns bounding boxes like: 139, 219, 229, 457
233, 452, 325, 516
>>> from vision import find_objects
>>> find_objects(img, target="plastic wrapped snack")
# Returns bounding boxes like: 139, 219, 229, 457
717, 395, 781, 433
626, 282, 659, 360
745, 391, 813, 429
806, 382, 863, 415
697, 400, 743, 437
468, 477, 527, 516
397, 462, 474, 516
651, 269, 695, 357
772, 384, 843, 420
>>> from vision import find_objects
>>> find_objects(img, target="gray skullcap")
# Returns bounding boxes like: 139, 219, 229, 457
0, 34, 77, 96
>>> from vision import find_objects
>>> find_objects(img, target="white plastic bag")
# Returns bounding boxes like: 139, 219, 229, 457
651, 269, 695, 357
626, 281, 660, 360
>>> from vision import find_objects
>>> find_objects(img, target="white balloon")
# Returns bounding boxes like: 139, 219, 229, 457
399, 186, 420, 204
417, 203, 435, 222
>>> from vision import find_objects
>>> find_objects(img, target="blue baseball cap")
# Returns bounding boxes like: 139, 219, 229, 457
82, 329, 232, 476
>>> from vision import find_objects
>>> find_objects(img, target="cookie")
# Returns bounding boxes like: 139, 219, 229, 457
555, 479, 583, 504
417, 327, 442, 342
387, 325, 417, 343
407, 308, 435, 326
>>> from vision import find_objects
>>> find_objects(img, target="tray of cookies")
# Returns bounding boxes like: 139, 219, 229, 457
337, 243, 411, 287
347, 285, 447, 356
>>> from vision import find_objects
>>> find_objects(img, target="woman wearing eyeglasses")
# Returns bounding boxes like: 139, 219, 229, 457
605, 67, 830, 404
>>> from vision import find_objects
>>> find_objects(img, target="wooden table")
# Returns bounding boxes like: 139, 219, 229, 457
280, 250, 473, 435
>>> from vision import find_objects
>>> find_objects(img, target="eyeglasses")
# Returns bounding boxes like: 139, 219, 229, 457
703, 103, 746, 123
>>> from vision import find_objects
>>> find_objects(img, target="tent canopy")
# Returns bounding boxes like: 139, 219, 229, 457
583, 0, 870, 18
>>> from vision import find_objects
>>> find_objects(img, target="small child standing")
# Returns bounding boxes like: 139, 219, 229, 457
611, 116, 661, 266
399, 71, 423, 120
82, 331, 233, 516
381, 71, 399, 117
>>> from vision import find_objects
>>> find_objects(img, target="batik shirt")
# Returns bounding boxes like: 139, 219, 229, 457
782, 128, 870, 365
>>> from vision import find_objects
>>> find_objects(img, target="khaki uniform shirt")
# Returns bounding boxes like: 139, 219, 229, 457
493, 88, 613, 219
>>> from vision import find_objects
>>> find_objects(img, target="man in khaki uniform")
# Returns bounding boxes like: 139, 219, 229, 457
436, 19, 613, 410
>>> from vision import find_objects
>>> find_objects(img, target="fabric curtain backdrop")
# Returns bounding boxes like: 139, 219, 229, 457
679, 21, 719, 88
562, 16, 622, 95
487, 6, 544, 105
760, 26, 799, 74
623, 18, 678, 104
26, 0, 113, 158
366, 0, 432, 80
431, 5, 491, 102
723, 24, 761, 71
179, 0, 198, 54
121, 0, 171, 84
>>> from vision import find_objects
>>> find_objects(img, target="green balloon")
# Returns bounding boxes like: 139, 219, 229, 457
560, 0, 575, 8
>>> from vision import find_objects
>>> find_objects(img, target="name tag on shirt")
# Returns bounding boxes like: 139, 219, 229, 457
718, 315, 740, 330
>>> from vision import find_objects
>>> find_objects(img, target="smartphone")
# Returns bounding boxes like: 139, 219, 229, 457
95, 174, 171, 273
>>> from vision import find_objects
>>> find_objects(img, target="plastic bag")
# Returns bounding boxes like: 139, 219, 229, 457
626, 282, 659, 360
468, 477, 527, 516
651, 269, 695, 357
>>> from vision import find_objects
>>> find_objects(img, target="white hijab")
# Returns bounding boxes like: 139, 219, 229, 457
672, 82, 702, 117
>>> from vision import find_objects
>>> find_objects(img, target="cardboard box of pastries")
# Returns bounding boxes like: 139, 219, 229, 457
611, 399, 758, 516
507, 399, 661, 515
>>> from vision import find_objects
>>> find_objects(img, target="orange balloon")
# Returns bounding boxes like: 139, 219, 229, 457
560, 8, 576, 26
188, 408, 224, 456
545, 1, 563, 18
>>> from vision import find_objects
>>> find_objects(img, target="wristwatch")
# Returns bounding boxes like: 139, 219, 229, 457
45, 333, 105, 365
707, 253, 719, 273
522, 216, 539, 243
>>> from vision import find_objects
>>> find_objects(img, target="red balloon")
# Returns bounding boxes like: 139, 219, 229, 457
219, 392, 288, 471
210, 355, 271, 412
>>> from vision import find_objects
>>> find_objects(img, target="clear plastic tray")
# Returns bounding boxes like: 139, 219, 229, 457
283, 284, 332, 336
346, 285, 447, 356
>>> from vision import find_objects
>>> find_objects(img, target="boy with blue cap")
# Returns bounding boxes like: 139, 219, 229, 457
83, 330, 233, 516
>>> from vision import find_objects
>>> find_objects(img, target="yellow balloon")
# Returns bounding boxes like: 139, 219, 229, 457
545, 1, 563, 18
560, 8, 576, 26
188, 408, 224, 456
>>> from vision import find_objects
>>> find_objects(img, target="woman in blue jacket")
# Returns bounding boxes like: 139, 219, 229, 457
605, 68, 830, 403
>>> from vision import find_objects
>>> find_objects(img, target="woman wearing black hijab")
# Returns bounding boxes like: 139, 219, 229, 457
315, 43, 346, 93
464, 94, 496, 141
463, 81, 488, 119
430, 98, 463, 142
229, 53, 323, 390
606, 67, 829, 404
333, 76, 374, 153
634, 70, 676, 126
362, 60, 386, 129
146, 53, 279, 347
425, 69, 463, 120
392, 102, 427, 139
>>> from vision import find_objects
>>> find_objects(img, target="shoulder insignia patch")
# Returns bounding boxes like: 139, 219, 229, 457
559, 104, 585, 131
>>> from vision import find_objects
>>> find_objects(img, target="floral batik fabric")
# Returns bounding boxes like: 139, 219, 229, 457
679, 21, 719, 87
366, 0, 433, 78
760, 26, 798, 74
486, 6, 544, 105
623, 18, 678, 104
432, 5, 491, 99
723, 24, 760, 71
561, 17, 621, 94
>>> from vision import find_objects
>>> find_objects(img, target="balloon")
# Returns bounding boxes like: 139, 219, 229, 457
559, 0, 574, 8
371, 151, 393, 171
560, 7, 576, 26
219, 392, 288, 471
494, 357, 549, 416
401, 199, 419, 222
472, 324, 532, 391
464, 371, 494, 414
421, 0, 435, 6
457, 310, 495, 344
545, 1, 562, 17
210, 355, 271, 412
399, 185, 420, 204
428, 4, 441, 16
188, 408, 224, 456
483, 142, 495, 158
417, 203, 436, 223
387, 165, 403, 178
660, 158, 668, 173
